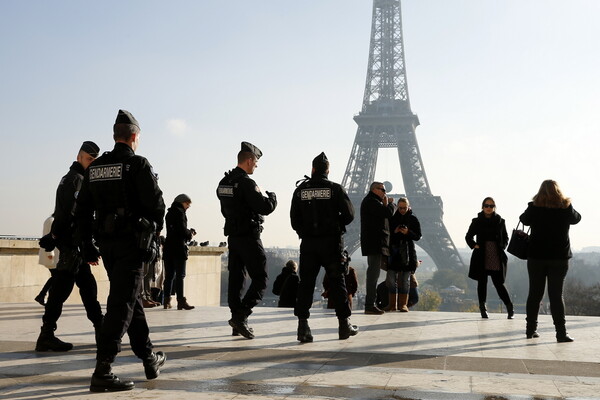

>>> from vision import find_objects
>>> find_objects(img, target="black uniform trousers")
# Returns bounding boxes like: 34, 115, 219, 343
294, 236, 351, 320
42, 262, 103, 331
97, 236, 153, 362
227, 235, 268, 318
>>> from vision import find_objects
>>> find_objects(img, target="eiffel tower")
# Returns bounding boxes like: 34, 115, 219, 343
341, 0, 464, 271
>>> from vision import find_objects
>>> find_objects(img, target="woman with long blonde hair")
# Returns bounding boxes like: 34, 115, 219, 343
519, 180, 581, 342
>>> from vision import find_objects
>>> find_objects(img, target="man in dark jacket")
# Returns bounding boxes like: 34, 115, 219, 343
272, 260, 299, 308
37, 141, 104, 352
217, 142, 277, 339
163, 193, 196, 310
76, 109, 166, 392
360, 182, 395, 314
291, 152, 357, 342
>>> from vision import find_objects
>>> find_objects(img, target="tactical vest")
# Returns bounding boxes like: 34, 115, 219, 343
294, 177, 344, 237
87, 150, 135, 236
217, 169, 263, 237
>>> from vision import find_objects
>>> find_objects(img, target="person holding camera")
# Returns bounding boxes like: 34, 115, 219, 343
37, 142, 104, 352
360, 181, 395, 314
466, 197, 513, 319
163, 194, 196, 310
217, 142, 277, 339
388, 197, 421, 312
76, 109, 166, 392
519, 180, 581, 342
290, 152, 357, 342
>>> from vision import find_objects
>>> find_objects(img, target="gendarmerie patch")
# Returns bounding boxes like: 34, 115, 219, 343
89, 163, 123, 182
218, 185, 234, 197
300, 188, 331, 200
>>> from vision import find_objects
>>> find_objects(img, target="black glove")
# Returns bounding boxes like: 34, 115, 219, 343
39, 233, 56, 252
190, 228, 197, 236
266, 191, 277, 203
82, 241, 101, 263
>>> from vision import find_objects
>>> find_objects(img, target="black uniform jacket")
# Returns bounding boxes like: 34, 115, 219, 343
76, 142, 165, 246
388, 209, 421, 271
465, 212, 508, 281
290, 173, 354, 239
216, 166, 277, 237
163, 202, 193, 260
360, 191, 395, 256
52, 161, 85, 247
519, 202, 581, 260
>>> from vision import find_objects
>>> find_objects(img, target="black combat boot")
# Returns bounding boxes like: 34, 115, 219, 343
479, 302, 489, 319
526, 321, 539, 339
143, 351, 167, 379
228, 314, 254, 339
232, 327, 254, 336
90, 360, 134, 392
556, 326, 574, 343
506, 303, 515, 319
35, 326, 73, 352
338, 318, 359, 340
297, 319, 313, 343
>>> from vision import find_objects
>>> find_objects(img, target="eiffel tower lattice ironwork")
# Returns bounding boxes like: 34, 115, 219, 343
341, 0, 464, 270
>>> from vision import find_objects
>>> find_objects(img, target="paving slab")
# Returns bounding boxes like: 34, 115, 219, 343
1, 303, 600, 399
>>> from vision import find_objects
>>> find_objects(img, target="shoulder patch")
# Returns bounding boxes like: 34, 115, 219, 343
217, 185, 234, 197
300, 188, 331, 200
89, 163, 123, 182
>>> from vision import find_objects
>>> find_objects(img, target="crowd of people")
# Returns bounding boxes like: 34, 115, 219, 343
35, 108, 581, 392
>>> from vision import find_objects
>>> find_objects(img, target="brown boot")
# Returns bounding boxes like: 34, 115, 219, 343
142, 299, 156, 308
398, 294, 409, 312
383, 294, 397, 312
177, 297, 195, 310
163, 296, 172, 309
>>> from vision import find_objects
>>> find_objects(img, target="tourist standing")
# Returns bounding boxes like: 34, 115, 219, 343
519, 180, 581, 342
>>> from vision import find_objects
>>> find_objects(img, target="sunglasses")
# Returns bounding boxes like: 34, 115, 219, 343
377, 187, 386, 193
483, 204, 495, 208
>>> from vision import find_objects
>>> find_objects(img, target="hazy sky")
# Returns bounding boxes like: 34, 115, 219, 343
1, 1, 599, 252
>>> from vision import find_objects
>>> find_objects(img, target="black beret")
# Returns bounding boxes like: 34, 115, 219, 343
114, 109, 139, 129
241, 141, 262, 159
312, 152, 329, 171
80, 141, 100, 158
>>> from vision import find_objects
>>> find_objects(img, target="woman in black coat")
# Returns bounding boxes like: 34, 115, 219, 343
387, 197, 421, 312
466, 197, 514, 319
163, 194, 196, 310
520, 180, 581, 342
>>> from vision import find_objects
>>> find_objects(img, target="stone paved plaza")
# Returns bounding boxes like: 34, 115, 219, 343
1, 303, 600, 399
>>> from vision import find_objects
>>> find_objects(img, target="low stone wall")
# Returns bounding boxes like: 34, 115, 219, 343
0, 239, 225, 306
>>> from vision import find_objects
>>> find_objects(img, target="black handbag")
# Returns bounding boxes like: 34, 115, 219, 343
507, 221, 530, 260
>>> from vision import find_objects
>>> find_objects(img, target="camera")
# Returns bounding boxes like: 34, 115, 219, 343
399, 224, 407, 229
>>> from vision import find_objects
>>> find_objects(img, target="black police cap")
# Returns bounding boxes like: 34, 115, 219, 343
312, 152, 329, 171
114, 109, 139, 129
80, 141, 100, 158
241, 141, 262, 159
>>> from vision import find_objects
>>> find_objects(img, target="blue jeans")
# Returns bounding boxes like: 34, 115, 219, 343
385, 270, 411, 294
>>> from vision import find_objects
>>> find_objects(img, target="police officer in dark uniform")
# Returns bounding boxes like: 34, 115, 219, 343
216, 142, 277, 339
37, 141, 104, 352
76, 110, 166, 392
290, 152, 358, 342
